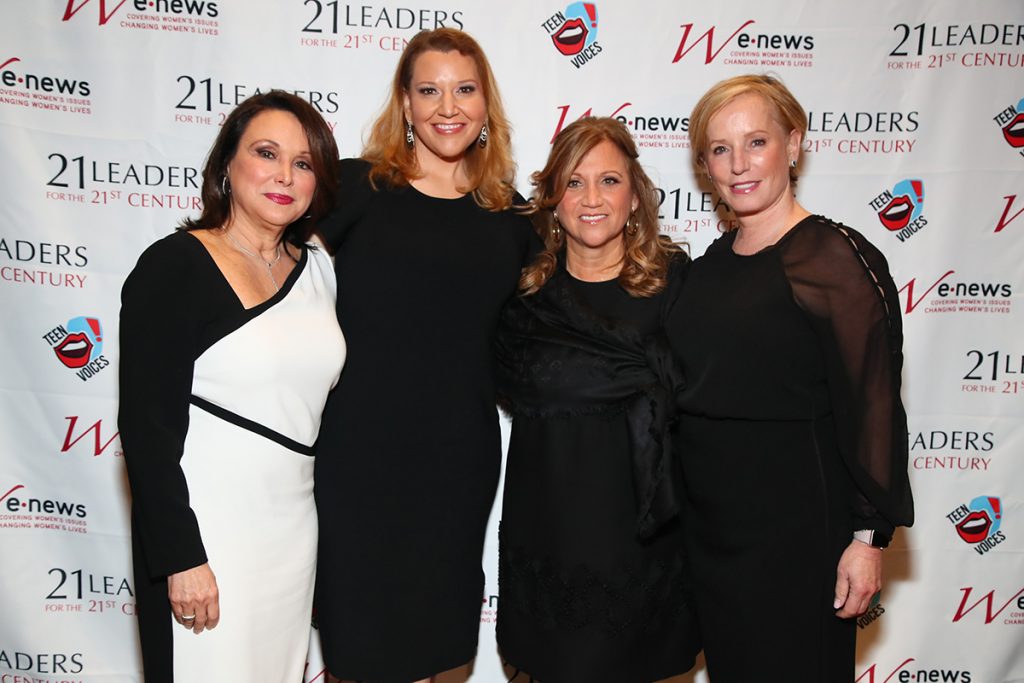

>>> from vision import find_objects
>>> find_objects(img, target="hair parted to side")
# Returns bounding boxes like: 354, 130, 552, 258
362, 28, 517, 211
689, 74, 807, 185
180, 90, 339, 245
519, 116, 677, 298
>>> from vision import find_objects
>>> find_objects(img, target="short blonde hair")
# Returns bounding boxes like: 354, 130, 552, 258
689, 74, 806, 183
362, 28, 517, 211
520, 117, 675, 298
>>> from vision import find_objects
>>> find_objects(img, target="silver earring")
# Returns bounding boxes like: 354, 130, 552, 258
790, 159, 797, 168
221, 175, 230, 195
478, 123, 489, 149
405, 120, 415, 149
551, 212, 562, 239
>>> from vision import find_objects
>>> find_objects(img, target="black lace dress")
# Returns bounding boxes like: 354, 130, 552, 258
495, 255, 700, 683
666, 215, 914, 683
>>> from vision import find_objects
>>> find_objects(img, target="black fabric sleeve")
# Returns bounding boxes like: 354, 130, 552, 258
782, 218, 914, 535
317, 157, 375, 252
118, 234, 208, 578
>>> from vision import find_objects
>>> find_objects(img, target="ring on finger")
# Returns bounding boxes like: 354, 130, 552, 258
181, 614, 196, 620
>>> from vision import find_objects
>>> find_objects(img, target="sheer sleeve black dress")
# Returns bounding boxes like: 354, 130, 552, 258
495, 254, 700, 683
665, 215, 914, 683
314, 158, 537, 682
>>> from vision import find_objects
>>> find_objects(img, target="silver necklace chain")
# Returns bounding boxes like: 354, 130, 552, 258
224, 229, 283, 291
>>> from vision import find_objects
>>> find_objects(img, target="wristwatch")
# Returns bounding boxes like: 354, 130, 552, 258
853, 529, 891, 549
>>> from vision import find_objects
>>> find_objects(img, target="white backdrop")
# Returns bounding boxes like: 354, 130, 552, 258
2, 2, 1023, 682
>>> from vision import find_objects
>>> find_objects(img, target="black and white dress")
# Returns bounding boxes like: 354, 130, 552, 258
119, 230, 346, 682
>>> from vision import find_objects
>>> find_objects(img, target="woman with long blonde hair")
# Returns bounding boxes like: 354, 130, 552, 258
314, 28, 536, 683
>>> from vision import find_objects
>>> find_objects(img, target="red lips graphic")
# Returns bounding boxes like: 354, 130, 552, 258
878, 194, 913, 231
1003, 112, 1024, 148
955, 510, 992, 544
54, 332, 93, 368
551, 17, 588, 55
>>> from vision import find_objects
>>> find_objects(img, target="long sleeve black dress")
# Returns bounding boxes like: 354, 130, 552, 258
666, 215, 914, 683
314, 159, 537, 682
495, 255, 700, 683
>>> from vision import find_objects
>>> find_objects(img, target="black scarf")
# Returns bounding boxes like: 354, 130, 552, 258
495, 261, 684, 540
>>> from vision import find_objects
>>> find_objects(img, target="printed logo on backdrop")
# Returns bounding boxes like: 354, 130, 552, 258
910, 429, 995, 473
804, 110, 919, 157
898, 270, 1012, 316
0, 56, 92, 116
43, 566, 135, 617
480, 593, 498, 625
945, 495, 1006, 556
173, 78, 339, 128
41, 316, 110, 382
951, 585, 1024, 626
60, 0, 220, 36
61, 416, 122, 458
856, 593, 886, 630
855, 658, 973, 683
0, 650, 85, 676
0, 237, 89, 290
0, 483, 89, 534
993, 97, 1024, 157
541, 2, 603, 69
670, 19, 815, 68
867, 178, 928, 243
960, 349, 1024, 396
887, 21, 1024, 71
299, 1, 464, 51
43, 150, 201, 212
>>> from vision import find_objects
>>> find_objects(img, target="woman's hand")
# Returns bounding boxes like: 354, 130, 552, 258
168, 563, 220, 634
833, 540, 882, 618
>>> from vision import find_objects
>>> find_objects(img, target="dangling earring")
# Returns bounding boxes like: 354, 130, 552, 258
626, 211, 639, 236
478, 123, 489, 148
551, 212, 562, 239
221, 175, 230, 195
405, 120, 415, 149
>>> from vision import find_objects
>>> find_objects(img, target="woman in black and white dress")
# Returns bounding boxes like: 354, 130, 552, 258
118, 91, 345, 682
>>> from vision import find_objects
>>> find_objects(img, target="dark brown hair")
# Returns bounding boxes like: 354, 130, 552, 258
181, 90, 339, 244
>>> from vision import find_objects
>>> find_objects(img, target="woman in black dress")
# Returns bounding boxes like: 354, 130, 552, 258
495, 117, 699, 683
314, 29, 535, 682
667, 75, 914, 682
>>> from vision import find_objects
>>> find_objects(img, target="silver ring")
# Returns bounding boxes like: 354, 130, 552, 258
181, 614, 196, 620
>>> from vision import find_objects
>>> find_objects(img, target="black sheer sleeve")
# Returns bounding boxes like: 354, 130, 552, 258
317, 158, 375, 252
118, 234, 207, 578
781, 217, 913, 535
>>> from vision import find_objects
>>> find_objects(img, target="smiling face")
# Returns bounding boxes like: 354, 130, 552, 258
225, 109, 316, 234
703, 93, 802, 223
403, 49, 487, 168
556, 139, 639, 270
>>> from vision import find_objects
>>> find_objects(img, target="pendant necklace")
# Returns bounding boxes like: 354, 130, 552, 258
224, 229, 283, 291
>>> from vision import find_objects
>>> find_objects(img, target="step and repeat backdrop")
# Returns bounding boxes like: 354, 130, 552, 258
2, 1, 1023, 682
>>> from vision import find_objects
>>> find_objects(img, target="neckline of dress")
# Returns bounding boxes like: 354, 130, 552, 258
728, 214, 818, 257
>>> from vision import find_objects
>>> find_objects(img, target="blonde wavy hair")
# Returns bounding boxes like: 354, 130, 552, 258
520, 117, 676, 298
362, 28, 517, 211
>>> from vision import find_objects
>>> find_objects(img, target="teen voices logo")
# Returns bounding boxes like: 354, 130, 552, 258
42, 316, 110, 382
868, 178, 927, 243
0, 57, 92, 115
993, 96, 1024, 157
945, 495, 1006, 555
541, 2, 603, 69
